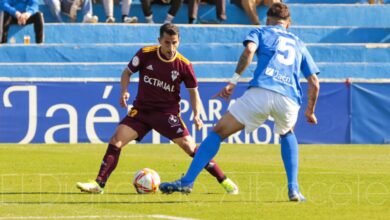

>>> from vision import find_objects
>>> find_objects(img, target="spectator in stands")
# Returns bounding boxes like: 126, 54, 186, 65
0, 0, 44, 43
0, 11, 3, 38
103, 0, 137, 23
368, 0, 384, 3
232, 0, 281, 25
141, 0, 182, 23
185, 0, 226, 24
44, 0, 98, 23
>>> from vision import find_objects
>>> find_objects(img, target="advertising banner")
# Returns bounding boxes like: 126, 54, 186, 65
0, 82, 351, 144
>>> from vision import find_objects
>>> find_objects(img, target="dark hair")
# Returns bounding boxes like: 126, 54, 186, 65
267, 3, 290, 20
160, 23, 180, 37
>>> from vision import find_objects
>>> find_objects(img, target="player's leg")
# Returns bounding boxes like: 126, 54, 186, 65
271, 92, 305, 202
159, 112, 244, 194
76, 124, 139, 194
148, 111, 233, 187
77, 109, 151, 194
280, 130, 306, 202
160, 88, 268, 194
172, 135, 239, 194
180, 113, 244, 184
95, 124, 138, 184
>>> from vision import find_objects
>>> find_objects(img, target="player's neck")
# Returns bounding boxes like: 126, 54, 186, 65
159, 47, 176, 60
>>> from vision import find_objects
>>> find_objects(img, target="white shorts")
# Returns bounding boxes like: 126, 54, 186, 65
228, 87, 300, 135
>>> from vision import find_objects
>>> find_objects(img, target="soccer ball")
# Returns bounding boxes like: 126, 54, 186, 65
133, 168, 161, 194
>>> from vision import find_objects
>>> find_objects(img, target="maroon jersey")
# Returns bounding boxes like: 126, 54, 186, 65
127, 45, 198, 113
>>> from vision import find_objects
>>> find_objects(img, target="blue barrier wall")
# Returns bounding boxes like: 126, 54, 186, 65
2, 81, 388, 144
351, 83, 390, 144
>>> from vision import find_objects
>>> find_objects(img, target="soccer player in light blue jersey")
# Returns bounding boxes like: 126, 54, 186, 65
160, 2, 320, 202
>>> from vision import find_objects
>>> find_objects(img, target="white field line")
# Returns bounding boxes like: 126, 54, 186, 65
0, 215, 198, 220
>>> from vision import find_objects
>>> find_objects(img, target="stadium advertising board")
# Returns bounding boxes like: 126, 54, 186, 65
1, 82, 351, 144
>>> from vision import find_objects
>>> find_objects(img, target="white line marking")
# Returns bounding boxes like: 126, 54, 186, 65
0, 215, 198, 220
150, 215, 198, 220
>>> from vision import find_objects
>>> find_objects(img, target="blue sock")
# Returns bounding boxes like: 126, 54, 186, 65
280, 132, 299, 192
181, 131, 222, 185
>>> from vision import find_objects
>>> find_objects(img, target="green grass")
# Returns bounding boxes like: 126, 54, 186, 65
1, 144, 390, 219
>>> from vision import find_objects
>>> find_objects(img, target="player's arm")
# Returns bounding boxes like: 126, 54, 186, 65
187, 87, 203, 130
305, 73, 320, 124
119, 67, 133, 108
215, 41, 257, 101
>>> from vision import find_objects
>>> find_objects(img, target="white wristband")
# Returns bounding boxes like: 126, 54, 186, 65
229, 73, 241, 85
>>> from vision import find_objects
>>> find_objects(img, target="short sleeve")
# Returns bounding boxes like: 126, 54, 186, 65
300, 44, 320, 78
127, 49, 144, 73
183, 63, 198, 88
243, 29, 260, 48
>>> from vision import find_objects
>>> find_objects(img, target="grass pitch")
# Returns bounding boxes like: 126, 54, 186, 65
1, 144, 390, 220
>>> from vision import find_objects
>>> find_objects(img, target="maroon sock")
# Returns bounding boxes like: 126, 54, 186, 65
191, 147, 227, 183
96, 144, 121, 188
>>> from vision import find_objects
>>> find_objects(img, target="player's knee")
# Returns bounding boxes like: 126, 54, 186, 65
109, 135, 125, 148
212, 125, 226, 139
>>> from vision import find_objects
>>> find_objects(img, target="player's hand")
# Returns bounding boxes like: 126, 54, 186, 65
212, 83, 236, 101
305, 109, 318, 124
193, 114, 203, 131
120, 91, 130, 108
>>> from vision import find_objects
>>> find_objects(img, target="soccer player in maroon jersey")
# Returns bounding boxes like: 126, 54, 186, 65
76, 23, 238, 194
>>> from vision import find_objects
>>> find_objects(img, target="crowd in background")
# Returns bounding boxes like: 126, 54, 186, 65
0, 0, 387, 44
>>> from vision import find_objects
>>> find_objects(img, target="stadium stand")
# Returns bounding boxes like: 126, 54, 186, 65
0, 0, 389, 79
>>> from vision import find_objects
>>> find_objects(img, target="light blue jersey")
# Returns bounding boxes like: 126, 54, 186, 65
245, 25, 319, 105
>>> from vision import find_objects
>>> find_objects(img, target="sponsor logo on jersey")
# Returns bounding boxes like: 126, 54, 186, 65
168, 115, 181, 127
132, 56, 140, 67
265, 67, 293, 86
143, 75, 175, 92
171, 70, 179, 81
265, 67, 275, 76
146, 65, 153, 71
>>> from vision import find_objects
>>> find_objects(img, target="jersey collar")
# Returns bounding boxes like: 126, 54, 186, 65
157, 46, 178, 63
274, 24, 286, 30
